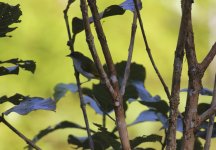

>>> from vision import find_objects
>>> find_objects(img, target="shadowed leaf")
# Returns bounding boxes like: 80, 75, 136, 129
130, 134, 162, 148
0, 93, 26, 105
4, 97, 56, 115
53, 83, 78, 101
0, 66, 19, 76
0, 2, 22, 37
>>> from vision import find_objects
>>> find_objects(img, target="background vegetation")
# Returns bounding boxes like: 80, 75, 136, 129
0, 0, 215, 149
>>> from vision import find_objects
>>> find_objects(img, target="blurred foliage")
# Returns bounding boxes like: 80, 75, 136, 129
0, 0, 216, 149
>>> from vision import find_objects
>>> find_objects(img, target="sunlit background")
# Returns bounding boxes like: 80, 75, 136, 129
0, 0, 216, 149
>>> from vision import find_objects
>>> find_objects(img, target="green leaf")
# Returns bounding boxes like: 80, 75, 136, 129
0, 2, 22, 37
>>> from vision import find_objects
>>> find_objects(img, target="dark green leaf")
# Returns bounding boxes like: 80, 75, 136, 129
30, 121, 88, 146
0, 2, 22, 37
4, 97, 56, 115
53, 83, 78, 101
139, 100, 169, 115
0, 93, 26, 105
130, 134, 162, 148
116, 61, 146, 82
18, 60, 36, 73
102, 5, 125, 18
197, 103, 210, 115
93, 84, 113, 113
0, 66, 19, 76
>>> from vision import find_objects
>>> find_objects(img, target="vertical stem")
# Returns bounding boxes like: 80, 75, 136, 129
63, 1, 94, 149
102, 113, 106, 128
204, 74, 216, 150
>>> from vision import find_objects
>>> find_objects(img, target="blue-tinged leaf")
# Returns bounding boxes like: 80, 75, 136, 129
53, 83, 78, 101
180, 88, 213, 96
0, 65, 19, 76
120, 0, 142, 12
132, 81, 160, 102
129, 110, 158, 126
83, 96, 103, 114
4, 97, 56, 115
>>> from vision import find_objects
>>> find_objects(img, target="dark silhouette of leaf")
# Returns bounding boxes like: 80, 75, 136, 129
72, 5, 125, 34
18, 60, 36, 73
4, 97, 56, 115
120, 0, 142, 12
68, 124, 120, 149
28, 121, 89, 149
0, 59, 36, 75
0, 2, 22, 37
72, 17, 83, 34
0, 93, 26, 105
53, 83, 78, 101
197, 103, 210, 115
102, 5, 125, 18
139, 100, 169, 115
92, 84, 113, 113
196, 121, 216, 139
116, 61, 146, 83
67, 135, 84, 148
180, 88, 213, 96
176, 138, 203, 150
130, 134, 162, 148
0, 66, 19, 76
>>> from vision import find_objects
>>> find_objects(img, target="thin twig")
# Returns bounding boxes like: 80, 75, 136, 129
197, 75, 216, 128
85, 0, 131, 149
120, 12, 137, 96
204, 76, 216, 150
102, 113, 106, 128
63, 1, 94, 149
0, 114, 41, 150
200, 42, 216, 72
132, 0, 171, 100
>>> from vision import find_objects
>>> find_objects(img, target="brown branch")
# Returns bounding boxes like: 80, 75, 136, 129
200, 42, 216, 72
197, 75, 216, 127
0, 114, 41, 150
79, 0, 115, 98
204, 77, 216, 150
132, 0, 170, 100
85, 0, 131, 149
63, 1, 94, 149
120, 12, 137, 96
165, 0, 193, 149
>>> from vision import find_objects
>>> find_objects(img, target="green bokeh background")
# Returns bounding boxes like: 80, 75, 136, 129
0, 0, 216, 149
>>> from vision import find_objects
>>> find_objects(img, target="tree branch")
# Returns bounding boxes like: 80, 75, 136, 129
166, 0, 193, 149
64, 1, 94, 149
204, 75, 216, 150
120, 12, 137, 96
85, 0, 131, 148
0, 114, 41, 150
132, 0, 170, 100
197, 76, 216, 127
200, 42, 216, 72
